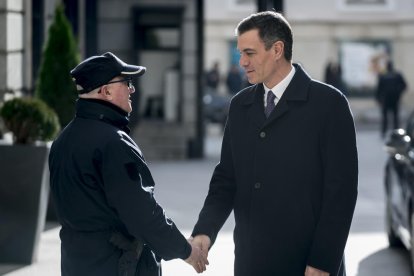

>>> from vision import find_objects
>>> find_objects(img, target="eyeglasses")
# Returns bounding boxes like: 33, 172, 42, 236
107, 78, 135, 91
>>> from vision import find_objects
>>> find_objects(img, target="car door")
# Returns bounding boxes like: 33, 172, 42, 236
402, 113, 414, 230
387, 114, 414, 236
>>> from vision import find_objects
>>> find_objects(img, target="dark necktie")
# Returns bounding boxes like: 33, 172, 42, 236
265, 91, 276, 118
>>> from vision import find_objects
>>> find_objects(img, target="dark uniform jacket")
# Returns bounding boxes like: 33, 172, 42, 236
49, 99, 191, 276
192, 64, 358, 276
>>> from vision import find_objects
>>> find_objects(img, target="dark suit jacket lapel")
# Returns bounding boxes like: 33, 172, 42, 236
264, 63, 311, 128
243, 84, 266, 129
241, 63, 312, 129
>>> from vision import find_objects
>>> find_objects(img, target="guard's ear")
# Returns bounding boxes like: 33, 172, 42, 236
99, 85, 112, 100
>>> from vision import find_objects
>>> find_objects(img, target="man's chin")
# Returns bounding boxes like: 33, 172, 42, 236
248, 79, 257, 84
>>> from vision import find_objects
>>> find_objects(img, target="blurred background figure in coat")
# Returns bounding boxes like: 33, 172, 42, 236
376, 60, 407, 138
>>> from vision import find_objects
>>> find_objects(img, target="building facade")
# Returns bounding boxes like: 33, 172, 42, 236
2, 0, 414, 157
205, 0, 414, 99
0, 0, 205, 159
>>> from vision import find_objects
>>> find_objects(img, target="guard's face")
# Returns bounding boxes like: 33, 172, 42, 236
106, 77, 135, 113
237, 29, 278, 87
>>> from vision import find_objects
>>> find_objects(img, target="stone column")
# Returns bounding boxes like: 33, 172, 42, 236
0, 0, 24, 101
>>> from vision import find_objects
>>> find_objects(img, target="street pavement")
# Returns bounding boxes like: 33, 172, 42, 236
2, 118, 413, 275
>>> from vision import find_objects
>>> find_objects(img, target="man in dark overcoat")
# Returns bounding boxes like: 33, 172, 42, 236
190, 11, 358, 276
49, 52, 207, 276
376, 60, 407, 138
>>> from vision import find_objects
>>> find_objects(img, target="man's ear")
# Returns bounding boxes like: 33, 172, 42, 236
273, 41, 284, 60
100, 85, 112, 100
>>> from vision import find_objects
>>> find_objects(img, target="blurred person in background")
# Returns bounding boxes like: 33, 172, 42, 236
191, 11, 358, 276
205, 61, 221, 91
376, 60, 407, 138
226, 64, 243, 95
324, 60, 346, 95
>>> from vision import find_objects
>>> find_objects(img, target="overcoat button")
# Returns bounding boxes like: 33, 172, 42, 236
259, 132, 266, 138
254, 182, 261, 189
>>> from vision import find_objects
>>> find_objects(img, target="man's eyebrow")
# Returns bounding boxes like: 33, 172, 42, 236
239, 48, 256, 53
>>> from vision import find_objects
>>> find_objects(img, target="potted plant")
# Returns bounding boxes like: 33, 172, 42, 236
35, 2, 80, 128
35, 2, 79, 221
0, 97, 60, 264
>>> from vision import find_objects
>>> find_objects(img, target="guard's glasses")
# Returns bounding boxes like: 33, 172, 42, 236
107, 78, 134, 91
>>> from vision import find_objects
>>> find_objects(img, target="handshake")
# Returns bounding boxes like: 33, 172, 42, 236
184, 234, 211, 273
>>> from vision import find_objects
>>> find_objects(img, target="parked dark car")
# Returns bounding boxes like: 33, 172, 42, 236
384, 110, 414, 272
203, 87, 231, 127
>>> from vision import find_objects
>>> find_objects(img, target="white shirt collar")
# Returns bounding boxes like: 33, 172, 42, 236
263, 65, 296, 104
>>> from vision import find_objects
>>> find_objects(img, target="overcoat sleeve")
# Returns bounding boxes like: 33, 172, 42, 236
101, 136, 191, 261
192, 118, 237, 245
307, 93, 358, 274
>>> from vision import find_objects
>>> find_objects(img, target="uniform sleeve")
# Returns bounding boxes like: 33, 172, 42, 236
307, 93, 358, 274
102, 136, 191, 261
192, 117, 236, 245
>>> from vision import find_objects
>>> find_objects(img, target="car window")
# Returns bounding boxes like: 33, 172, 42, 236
406, 111, 414, 142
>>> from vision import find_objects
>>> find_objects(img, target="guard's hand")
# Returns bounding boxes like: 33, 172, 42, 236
184, 240, 208, 273
304, 265, 329, 276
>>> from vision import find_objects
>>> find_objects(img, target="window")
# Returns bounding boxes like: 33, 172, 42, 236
340, 40, 391, 95
337, 0, 394, 11
228, 0, 255, 11
143, 28, 179, 49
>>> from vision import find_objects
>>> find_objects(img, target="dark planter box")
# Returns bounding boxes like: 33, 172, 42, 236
0, 144, 50, 264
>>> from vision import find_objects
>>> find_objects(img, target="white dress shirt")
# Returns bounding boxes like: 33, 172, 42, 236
263, 65, 296, 108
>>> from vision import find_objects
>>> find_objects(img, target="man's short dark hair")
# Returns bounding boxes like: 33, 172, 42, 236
236, 11, 293, 61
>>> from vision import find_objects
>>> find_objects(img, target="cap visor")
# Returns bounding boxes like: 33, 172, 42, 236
121, 65, 146, 76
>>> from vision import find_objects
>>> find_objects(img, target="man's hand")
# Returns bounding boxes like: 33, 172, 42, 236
190, 234, 211, 255
184, 240, 209, 273
305, 265, 329, 276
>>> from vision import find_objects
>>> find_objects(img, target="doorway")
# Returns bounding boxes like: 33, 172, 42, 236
133, 7, 183, 122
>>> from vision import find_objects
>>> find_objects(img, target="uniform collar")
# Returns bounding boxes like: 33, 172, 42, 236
75, 98, 130, 133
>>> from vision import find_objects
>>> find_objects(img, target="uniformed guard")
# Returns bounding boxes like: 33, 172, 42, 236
49, 52, 208, 276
